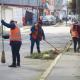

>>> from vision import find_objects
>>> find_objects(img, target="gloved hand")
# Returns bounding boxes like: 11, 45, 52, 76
1, 19, 4, 25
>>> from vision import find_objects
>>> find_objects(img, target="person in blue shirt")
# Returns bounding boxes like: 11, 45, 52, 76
30, 22, 45, 55
1, 20, 16, 29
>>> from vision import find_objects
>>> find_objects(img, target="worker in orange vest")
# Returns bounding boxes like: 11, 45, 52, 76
1, 20, 22, 67
70, 22, 79, 52
30, 22, 45, 54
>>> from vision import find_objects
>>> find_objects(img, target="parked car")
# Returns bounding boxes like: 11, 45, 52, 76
42, 15, 56, 25
55, 16, 61, 23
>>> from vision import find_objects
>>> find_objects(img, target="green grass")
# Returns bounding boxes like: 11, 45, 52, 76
25, 50, 59, 59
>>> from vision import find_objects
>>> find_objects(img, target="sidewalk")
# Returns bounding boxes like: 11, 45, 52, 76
45, 49, 80, 80
0, 53, 53, 80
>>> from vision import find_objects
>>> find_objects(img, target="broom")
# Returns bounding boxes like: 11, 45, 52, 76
1, 25, 6, 63
44, 40, 60, 54
1, 4, 6, 63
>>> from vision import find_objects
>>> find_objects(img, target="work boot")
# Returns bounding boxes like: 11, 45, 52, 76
8, 64, 16, 67
38, 50, 41, 53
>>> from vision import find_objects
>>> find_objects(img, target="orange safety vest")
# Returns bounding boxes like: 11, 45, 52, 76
10, 27, 21, 41
70, 26, 78, 38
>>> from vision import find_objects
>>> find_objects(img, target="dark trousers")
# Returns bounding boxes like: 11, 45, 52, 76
72, 37, 78, 52
30, 39, 40, 54
10, 41, 21, 65
77, 37, 80, 51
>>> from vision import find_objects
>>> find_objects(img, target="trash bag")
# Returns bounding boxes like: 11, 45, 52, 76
2, 33, 9, 39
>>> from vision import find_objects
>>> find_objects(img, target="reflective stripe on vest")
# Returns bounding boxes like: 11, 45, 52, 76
10, 27, 21, 41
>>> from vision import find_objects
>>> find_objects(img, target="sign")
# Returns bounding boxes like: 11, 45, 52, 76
42, 0, 46, 4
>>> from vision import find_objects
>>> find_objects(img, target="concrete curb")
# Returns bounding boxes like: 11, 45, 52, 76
63, 40, 72, 52
39, 40, 72, 80
39, 53, 62, 80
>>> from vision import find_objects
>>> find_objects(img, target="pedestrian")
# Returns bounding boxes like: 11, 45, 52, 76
30, 22, 45, 55
77, 22, 80, 52
38, 16, 43, 26
70, 22, 79, 52
1, 20, 22, 67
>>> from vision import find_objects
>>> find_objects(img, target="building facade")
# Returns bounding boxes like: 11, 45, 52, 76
49, 0, 55, 14
53, 0, 67, 20
0, 0, 44, 25
0, 0, 66, 25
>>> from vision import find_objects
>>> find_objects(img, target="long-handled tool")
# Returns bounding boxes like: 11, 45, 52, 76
44, 40, 59, 53
1, 4, 6, 63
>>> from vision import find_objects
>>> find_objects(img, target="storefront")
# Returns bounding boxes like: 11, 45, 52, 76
0, 0, 45, 25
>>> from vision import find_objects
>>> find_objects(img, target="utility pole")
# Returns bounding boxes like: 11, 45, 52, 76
75, 0, 78, 19
1, 3, 6, 63
76, 0, 80, 20
66, 0, 69, 26
37, 0, 39, 21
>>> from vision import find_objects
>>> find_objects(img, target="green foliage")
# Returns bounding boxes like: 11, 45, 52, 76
26, 50, 59, 59
68, 0, 76, 14
31, 53, 42, 59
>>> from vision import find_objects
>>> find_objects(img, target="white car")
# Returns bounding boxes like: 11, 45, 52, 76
42, 15, 56, 25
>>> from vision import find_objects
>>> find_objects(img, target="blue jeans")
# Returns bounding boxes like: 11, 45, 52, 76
73, 37, 78, 52
30, 39, 40, 54
77, 37, 80, 51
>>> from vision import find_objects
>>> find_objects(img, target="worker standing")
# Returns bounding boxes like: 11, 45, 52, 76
30, 22, 45, 55
70, 22, 79, 52
1, 20, 22, 67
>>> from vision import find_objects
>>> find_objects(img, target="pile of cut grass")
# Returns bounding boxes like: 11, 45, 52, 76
25, 50, 59, 59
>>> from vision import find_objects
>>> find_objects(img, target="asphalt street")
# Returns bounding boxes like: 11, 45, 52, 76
0, 24, 71, 80
0, 24, 71, 56
0, 25, 70, 63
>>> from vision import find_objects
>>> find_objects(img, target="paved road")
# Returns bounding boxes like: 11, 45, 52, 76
0, 24, 71, 56
0, 24, 71, 80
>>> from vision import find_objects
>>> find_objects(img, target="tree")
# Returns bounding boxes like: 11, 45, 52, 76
71, 0, 76, 14
68, 0, 76, 14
